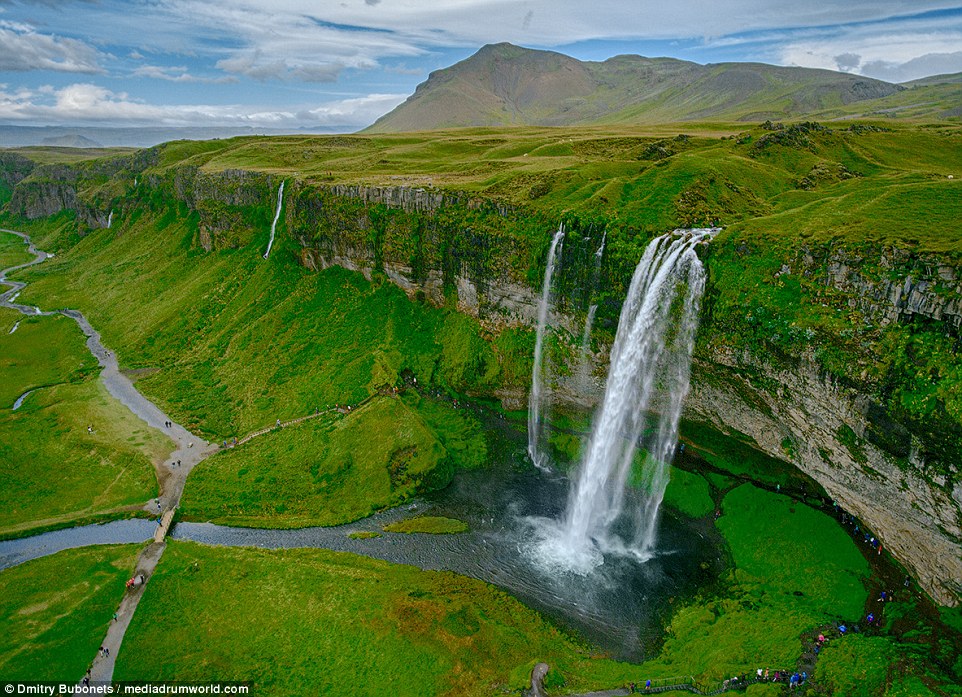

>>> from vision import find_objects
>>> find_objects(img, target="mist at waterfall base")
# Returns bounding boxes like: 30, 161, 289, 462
527, 229, 713, 576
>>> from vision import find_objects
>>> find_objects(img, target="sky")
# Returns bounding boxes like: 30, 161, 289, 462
0, 0, 960, 134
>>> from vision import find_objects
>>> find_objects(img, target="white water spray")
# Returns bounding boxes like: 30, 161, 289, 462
528, 226, 565, 471
263, 181, 285, 260
107, 210, 113, 229
534, 229, 713, 573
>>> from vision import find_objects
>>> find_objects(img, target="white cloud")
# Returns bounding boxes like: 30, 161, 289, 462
305, 92, 407, 125
132, 63, 237, 84
0, 81, 405, 129
0, 21, 103, 73
779, 28, 962, 82
861, 51, 962, 83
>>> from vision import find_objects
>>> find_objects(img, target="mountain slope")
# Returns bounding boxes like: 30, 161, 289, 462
366, 43, 904, 131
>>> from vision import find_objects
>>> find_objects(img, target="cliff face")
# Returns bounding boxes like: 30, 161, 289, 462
3, 160, 960, 606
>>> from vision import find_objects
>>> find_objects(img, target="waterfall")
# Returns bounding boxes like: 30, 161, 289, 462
263, 181, 285, 260
576, 304, 598, 393
534, 229, 712, 573
575, 233, 605, 393
107, 210, 113, 229
528, 226, 565, 471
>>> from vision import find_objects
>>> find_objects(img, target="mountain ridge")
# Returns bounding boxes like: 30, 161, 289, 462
367, 42, 955, 131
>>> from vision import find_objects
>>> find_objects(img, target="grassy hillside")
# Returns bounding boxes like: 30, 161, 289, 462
181, 394, 486, 528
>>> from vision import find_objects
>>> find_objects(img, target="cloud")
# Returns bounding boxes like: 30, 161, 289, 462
0, 21, 103, 73
779, 26, 962, 82
0, 81, 405, 129
861, 51, 962, 82
132, 64, 238, 84
304, 92, 407, 125
834, 52, 861, 72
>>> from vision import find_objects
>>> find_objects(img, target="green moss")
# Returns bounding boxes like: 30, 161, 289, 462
837, 423, 868, 464
348, 531, 382, 540
815, 635, 898, 697
680, 420, 799, 488
0, 544, 140, 680
662, 466, 715, 518
719, 484, 869, 619
383, 516, 469, 535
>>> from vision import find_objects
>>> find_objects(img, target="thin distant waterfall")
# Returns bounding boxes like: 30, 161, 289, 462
263, 181, 285, 260
534, 229, 711, 573
576, 233, 606, 391
575, 304, 598, 394
527, 226, 565, 471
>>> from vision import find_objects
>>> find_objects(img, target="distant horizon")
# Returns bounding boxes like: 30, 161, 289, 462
1, 1, 960, 135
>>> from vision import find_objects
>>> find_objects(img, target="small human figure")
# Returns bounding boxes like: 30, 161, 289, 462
645, 679, 651, 690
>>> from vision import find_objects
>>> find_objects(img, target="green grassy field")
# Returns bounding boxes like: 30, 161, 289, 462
0, 228, 33, 269
114, 541, 639, 696
0, 307, 169, 537
0, 544, 141, 680
180, 396, 483, 528
0, 308, 96, 407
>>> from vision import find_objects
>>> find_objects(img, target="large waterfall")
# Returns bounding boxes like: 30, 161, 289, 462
527, 226, 565, 472
263, 181, 285, 260
533, 229, 711, 573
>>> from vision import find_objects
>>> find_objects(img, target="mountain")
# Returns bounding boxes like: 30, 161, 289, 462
39, 134, 103, 148
366, 42, 907, 131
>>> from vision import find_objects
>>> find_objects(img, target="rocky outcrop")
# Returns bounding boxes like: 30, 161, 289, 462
9, 177, 78, 219
799, 246, 962, 336
0, 152, 34, 189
